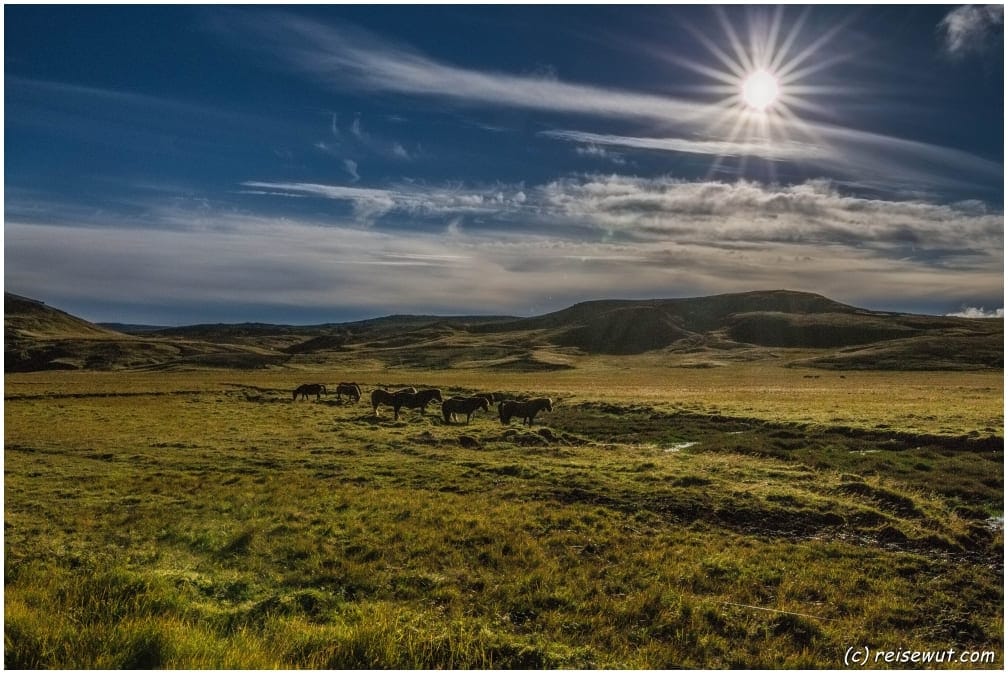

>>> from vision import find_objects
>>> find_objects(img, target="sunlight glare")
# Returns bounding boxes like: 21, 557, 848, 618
741, 70, 779, 111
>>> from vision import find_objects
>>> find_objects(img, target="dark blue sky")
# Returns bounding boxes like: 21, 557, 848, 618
5, 5, 1004, 324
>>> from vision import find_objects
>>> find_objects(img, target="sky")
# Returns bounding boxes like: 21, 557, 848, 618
4, 4, 1004, 325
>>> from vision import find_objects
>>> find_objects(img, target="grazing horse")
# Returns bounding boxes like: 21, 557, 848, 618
442, 396, 490, 424
389, 388, 443, 421
370, 386, 418, 417
293, 383, 326, 401
498, 397, 553, 426
335, 382, 362, 402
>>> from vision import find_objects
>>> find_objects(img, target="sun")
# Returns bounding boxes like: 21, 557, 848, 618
741, 69, 779, 111
669, 6, 855, 180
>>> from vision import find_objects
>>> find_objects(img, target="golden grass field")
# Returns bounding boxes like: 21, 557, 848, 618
4, 361, 1003, 668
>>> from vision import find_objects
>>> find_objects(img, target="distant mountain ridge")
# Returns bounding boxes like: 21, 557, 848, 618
4, 290, 1002, 372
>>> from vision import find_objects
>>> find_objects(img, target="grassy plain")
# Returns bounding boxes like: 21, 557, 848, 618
4, 361, 1003, 668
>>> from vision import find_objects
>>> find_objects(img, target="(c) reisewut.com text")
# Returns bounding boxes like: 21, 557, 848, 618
844, 646, 997, 667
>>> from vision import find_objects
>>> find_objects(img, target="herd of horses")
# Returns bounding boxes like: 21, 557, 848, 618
292, 382, 553, 426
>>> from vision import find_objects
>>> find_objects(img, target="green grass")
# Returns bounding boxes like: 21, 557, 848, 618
4, 368, 1003, 668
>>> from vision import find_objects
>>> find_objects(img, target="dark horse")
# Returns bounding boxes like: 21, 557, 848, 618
370, 386, 416, 416
293, 383, 326, 401
371, 386, 444, 420
498, 397, 553, 425
442, 396, 490, 424
335, 382, 362, 402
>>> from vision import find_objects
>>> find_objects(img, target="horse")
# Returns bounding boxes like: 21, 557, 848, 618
442, 396, 490, 424
293, 383, 326, 401
498, 397, 553, 426
389, 388, 443, 421
335, 382, 362, 402
370, 386, 419, 418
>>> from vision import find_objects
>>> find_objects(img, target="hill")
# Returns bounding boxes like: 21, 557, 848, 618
4, 293, 286, 372
4, 290, 1002, 371
6, 293, 121, 341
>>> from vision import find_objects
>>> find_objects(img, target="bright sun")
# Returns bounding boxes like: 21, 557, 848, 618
741, 69, 779, 111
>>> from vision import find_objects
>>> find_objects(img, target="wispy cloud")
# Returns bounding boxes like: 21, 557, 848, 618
343, 159, 360, 183
540, 126, 1001, 197
391, 142, 412, 160
938, 5, 1003, 57
219, 13, 1000, 198
241, 180, 528, 222
220, 12, 713, 124
542, 129, 827, 162
574, 143, 626, 165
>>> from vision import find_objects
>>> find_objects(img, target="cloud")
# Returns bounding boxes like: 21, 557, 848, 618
7, 170, 1003, 322
391, 142, 411, 160
542, 129, 828, 162
239, 175, 1002, 268
938, 5, 1003, 57
343, 159, 360, 182
534, 175, 1003, 260
242, 180, 529, 222
350, 113, 366, 140
541, 126, 1002, 198
219, 12, 1001, 198
574, 143, 626, 165
222, 12, 711, 124
946, 306, 1004, 319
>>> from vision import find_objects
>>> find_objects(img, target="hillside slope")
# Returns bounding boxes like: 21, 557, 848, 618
4, 293, 287, 372
5, 290, 1002, 371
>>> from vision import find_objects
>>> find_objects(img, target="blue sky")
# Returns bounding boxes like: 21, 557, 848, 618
5, 4, 1004, 324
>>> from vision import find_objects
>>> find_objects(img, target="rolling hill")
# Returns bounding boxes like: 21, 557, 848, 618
4, 290, 1002, 371
5, 294, 286, 372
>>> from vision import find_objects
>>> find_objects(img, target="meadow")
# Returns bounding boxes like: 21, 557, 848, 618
4, 363, 1003, 668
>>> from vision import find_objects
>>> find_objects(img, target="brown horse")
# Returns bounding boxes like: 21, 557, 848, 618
293, 383, 326, 401
370, 386, 441, 417
370, 387, 418, 418
335, 382, 362, 402
498, 397, 553, 425
442, 396, 490, 424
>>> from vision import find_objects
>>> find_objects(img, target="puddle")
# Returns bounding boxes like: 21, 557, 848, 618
985, 516, 1003, 531
850, 449, 881, 454
727, 431, 746, 435
665, 442, 698, 453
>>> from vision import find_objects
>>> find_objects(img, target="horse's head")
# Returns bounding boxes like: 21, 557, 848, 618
545, 398, 553, 411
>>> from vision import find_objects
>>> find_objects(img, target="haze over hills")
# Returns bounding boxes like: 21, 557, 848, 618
4, 290, 1002, 372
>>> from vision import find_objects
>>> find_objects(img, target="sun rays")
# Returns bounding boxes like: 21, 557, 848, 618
674, 6, 856, 181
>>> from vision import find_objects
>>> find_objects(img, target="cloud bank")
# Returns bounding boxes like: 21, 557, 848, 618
7, 175, 1002, 321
